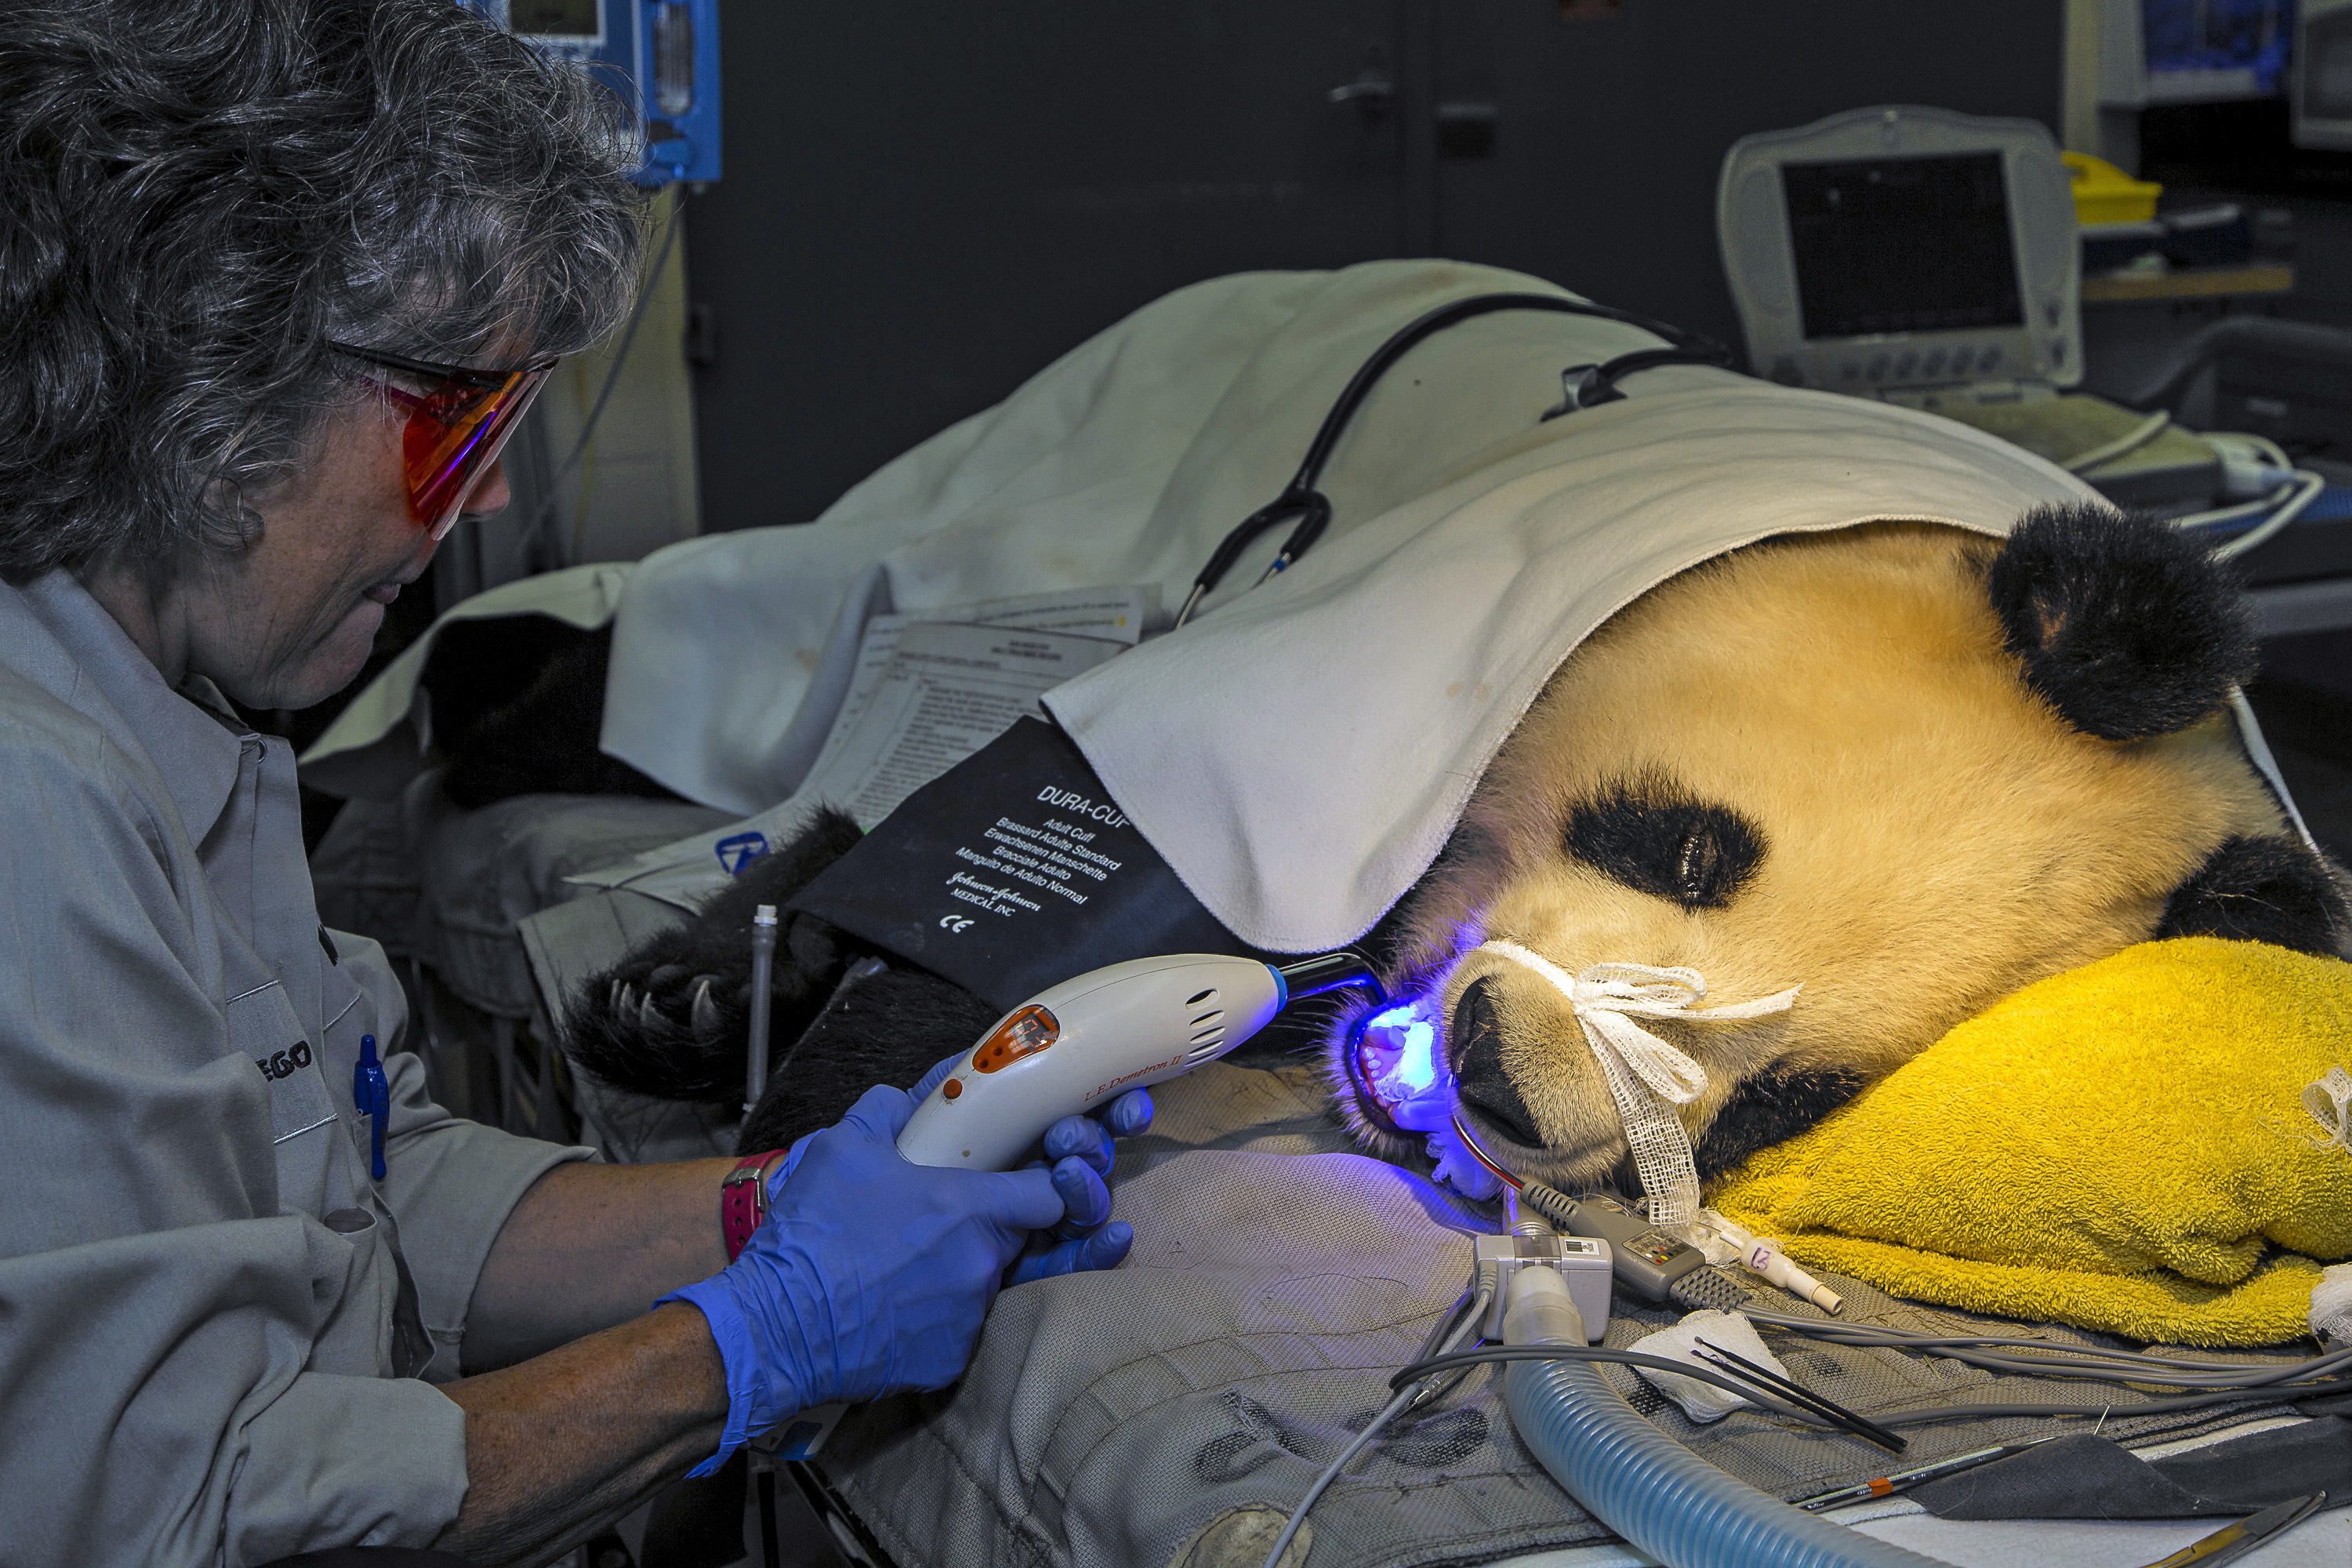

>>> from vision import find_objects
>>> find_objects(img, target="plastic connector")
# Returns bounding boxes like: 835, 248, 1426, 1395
1694, 1214, 1842, 1314
2206, 432, 2295, 503
1475, 1230, 1612, 1342
1502, 1261, 1589, 1347
1737, 1240, 1843, 1316
1523, 1184, 1712, 1305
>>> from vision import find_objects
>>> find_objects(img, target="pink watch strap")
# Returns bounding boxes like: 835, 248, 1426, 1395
721, 1150, 785, 1263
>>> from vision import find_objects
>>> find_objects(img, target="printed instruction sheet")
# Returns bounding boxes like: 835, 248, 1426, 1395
562, 585, 1151, 910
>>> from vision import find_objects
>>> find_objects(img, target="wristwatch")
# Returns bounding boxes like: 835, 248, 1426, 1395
721, 1149, 786, 1263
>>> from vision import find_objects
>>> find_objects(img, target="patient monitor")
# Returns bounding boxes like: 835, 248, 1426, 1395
1719, 104, 2080, 397
1719, 105, 2221, 510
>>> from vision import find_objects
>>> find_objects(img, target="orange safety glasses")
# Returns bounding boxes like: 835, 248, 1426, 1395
329, 340, 559, 540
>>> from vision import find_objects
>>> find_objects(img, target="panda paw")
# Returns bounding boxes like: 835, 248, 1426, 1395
560, 807, 868, 1102
567, 907, 857, 1104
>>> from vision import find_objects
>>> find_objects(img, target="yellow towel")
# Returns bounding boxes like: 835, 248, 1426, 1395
1708, 937, 2352, 1346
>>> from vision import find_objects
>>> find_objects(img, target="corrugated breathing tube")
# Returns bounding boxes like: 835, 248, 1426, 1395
1501, 1269, 1955, 1568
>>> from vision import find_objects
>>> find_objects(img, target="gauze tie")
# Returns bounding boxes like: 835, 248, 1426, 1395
1476, 942, 1802, 1226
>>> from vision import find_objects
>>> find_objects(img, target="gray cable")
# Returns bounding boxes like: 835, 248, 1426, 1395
1741, 1308, 2352, 1389
1259, 1289, 1491, 1568
1742, 1306, 2352, 1370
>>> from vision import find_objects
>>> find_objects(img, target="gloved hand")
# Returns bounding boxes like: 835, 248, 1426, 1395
898, 1050, 1155, 1283
662, 1072, 1154, 1471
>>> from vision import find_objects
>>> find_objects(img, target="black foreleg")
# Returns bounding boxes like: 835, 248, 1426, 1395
735, 966, 1000, 1154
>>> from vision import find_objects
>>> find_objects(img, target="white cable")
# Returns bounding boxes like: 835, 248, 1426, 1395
2064, 409, 2172, 474
2175, 493, 2277, 530
2209, 469, 2325, 559
2205, 429, 2296, 474
524, 186, 690, 567
1258, 1291, 1490, 1568
1476, 944, 1800, 1226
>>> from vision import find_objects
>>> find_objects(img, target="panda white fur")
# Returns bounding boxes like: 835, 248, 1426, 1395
1333, 510, 2347, 1198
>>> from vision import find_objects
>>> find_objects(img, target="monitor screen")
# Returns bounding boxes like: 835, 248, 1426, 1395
509, 0, 601, 38
1781, 152, 2024, 340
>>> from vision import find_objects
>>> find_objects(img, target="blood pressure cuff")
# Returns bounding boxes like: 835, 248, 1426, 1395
786, 717, 1275, 1013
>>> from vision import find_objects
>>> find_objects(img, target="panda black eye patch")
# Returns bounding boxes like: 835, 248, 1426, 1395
1562, 773, 1766, 910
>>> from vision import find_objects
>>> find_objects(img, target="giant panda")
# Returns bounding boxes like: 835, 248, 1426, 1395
557, 503, 2350, 1193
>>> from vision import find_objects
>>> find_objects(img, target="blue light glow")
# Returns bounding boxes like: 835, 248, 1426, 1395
1356, 991, 1504, 1200
1394, 1018, 1437, 1093
1359, 995, 1445, 1102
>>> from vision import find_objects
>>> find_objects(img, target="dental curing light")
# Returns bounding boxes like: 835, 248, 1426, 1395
768, 950, 1377, 1463
898, 951, 1374, 1167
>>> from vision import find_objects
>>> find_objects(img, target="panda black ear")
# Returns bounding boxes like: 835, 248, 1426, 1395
1986, 504, 2256, 740
2154, 833, 2351, 957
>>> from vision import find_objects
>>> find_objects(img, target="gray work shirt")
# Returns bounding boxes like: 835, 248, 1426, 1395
0, 571, 588, 1566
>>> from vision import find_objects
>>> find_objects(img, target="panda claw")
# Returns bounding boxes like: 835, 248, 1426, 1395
690, 978, 721, 1042
639, 993, 663, 1035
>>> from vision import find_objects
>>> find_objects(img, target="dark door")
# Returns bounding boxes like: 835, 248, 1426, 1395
688, 0, 1410, 532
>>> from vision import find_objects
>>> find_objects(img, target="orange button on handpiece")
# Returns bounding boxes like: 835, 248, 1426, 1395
942, 1078, 963, 1100
972, 1005, 1060, 1073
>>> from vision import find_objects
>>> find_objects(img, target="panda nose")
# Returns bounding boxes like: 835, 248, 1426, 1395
1451, 975, 1545, 1148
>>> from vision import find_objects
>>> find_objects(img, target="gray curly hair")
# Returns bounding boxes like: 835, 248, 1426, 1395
0, 0, 648, 582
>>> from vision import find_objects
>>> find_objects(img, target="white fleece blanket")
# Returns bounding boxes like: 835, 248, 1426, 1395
307, 261, 2103, 952
600, 260, 2097, 952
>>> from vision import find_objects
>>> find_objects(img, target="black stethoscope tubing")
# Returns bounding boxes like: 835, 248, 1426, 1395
1172, 291, 1736, 628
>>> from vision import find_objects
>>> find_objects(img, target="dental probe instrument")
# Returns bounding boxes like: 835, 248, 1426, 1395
1791, 1436, 2062, 1512
2136, 1492, 2326, 1568
1692, 1338, 1905, 1452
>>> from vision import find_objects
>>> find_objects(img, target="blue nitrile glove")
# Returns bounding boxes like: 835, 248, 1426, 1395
899, 1050, 1155, 1282
660, 1082, 1065, 1472
1015, 1088, 1155, 1280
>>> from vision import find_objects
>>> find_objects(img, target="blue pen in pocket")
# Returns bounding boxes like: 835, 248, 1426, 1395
354, 1033, 390, 1181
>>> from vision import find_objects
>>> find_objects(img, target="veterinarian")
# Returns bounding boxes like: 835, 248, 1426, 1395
0, 4, 1150, 1564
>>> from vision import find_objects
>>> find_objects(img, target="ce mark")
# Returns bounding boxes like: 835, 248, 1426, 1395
938, 914, 975, 934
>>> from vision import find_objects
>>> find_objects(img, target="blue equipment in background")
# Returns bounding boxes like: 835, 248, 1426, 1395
467, 0, 721, 186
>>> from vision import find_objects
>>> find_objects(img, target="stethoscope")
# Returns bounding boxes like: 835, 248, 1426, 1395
1171, 291, 1736, 629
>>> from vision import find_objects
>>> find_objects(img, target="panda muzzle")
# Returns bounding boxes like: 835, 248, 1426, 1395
1450, 975, 1549, 1150
1461, 942, 1803, 1224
